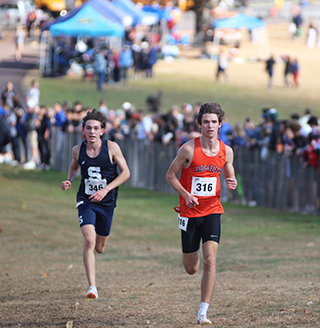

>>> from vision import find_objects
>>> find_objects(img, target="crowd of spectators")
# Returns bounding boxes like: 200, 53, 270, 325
52, 34, 167, 87
0, 79, 319, 173
46, 19, 188, 85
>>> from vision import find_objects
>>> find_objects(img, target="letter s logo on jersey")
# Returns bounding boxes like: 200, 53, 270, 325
79, 215, 83, 225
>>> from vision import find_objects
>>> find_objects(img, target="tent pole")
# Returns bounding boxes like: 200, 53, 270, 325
264, 27, 270, 59
39, 31, 45, 75
47, 35, 52, 76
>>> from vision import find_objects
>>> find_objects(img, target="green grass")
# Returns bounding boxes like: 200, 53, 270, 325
1, 165, 320, 327
24, 54, 320, 126
1, 164, 319, 268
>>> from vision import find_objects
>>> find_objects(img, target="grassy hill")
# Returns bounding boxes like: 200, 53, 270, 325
24, 23, 320, 125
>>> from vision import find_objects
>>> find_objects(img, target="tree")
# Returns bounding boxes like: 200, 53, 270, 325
179, 0, 210, 34
132, 0, 213, 39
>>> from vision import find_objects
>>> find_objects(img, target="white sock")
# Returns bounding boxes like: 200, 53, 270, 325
198, 302, 209, 317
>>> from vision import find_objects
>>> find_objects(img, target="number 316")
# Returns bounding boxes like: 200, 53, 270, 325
196, 183, 213, 192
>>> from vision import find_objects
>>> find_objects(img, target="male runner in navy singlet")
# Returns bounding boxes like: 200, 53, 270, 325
61, 109, 130, 299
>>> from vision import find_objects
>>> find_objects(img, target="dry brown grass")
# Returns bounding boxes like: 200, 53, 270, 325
1, 22, 320, 328
177, 22, 320, 94
0, 165, 319, 327
155, 22, 320, 123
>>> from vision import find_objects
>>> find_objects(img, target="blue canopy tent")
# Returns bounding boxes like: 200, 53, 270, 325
213, 12, 265, 30
44, 0, 132, 32
212, 12, 269, 59
49, 4, 125, 37
142, 4, 172, 21
88, 0, 133, 27
140, 4, 173, 42
40, 3, 125, 76
43, 6, 82, 31
112, 0, 159, 26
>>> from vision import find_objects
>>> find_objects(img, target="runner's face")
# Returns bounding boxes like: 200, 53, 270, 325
83, 120, 104, 142
200, 113, 221, 138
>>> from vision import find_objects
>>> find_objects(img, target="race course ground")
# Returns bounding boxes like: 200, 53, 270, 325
0, 165, 319, 327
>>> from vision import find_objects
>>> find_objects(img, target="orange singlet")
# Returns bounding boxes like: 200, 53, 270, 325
179, 137, 226, 217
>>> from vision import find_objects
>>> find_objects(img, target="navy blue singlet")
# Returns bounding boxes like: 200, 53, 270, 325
77, 139, 118, 208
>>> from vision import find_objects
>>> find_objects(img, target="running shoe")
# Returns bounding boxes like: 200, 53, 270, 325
85, 286, 98, 299
197, 314, 212, 325
23, 161, 36, 170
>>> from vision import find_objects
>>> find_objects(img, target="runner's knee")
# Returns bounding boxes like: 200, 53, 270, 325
184, 257, 199, 275
84, 236, 96, 250
203, 255, 216, 271
185, 265, 198, 275
95, 236, 108, 253
95, 244, 106, 254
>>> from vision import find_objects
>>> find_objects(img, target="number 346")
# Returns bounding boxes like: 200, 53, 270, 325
88, 184, 104, 192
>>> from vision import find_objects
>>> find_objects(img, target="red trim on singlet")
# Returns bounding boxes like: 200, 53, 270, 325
179, 137, 226, 217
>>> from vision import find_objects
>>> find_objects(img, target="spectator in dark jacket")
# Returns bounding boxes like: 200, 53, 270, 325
267, 108, 281, 151
146, 44, 158, 78
266, 55, 276, 90
1, 81, 16, 109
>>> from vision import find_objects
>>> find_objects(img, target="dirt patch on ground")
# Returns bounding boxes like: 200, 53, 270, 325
0, 166, 319, 328
1, 246, 319, 327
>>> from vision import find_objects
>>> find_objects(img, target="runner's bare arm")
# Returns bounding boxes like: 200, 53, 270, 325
89, 141, 130, 202
106, 141, 130, 190
166, 141, 199, 208
61, 145, 80, 191
224, 145, 237, 191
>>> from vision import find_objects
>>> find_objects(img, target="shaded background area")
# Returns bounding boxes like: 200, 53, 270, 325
0, 33, 39, 108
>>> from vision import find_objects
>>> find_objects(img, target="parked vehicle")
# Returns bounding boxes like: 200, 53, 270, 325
33, 0, 85, 18
33, 0, 65, 17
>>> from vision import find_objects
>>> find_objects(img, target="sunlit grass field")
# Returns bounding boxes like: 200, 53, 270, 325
23, 23, 320, 126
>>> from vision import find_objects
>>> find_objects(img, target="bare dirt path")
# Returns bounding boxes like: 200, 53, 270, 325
0, 30, 40, 107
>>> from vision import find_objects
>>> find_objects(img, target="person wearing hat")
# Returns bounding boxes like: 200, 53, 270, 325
122, 102, 135, 122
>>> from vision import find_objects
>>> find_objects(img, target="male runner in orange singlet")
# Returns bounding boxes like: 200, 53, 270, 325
166, 102, 237, 325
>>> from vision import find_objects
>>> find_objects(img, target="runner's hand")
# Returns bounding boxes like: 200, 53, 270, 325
89, 188, 109, 202
61, 180, 72, 191
226, 178, 237, 191
185, 194, 199, 208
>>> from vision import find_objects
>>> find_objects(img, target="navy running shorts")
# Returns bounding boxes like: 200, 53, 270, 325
181, 213, 221, 254
76, 201, 114, 237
